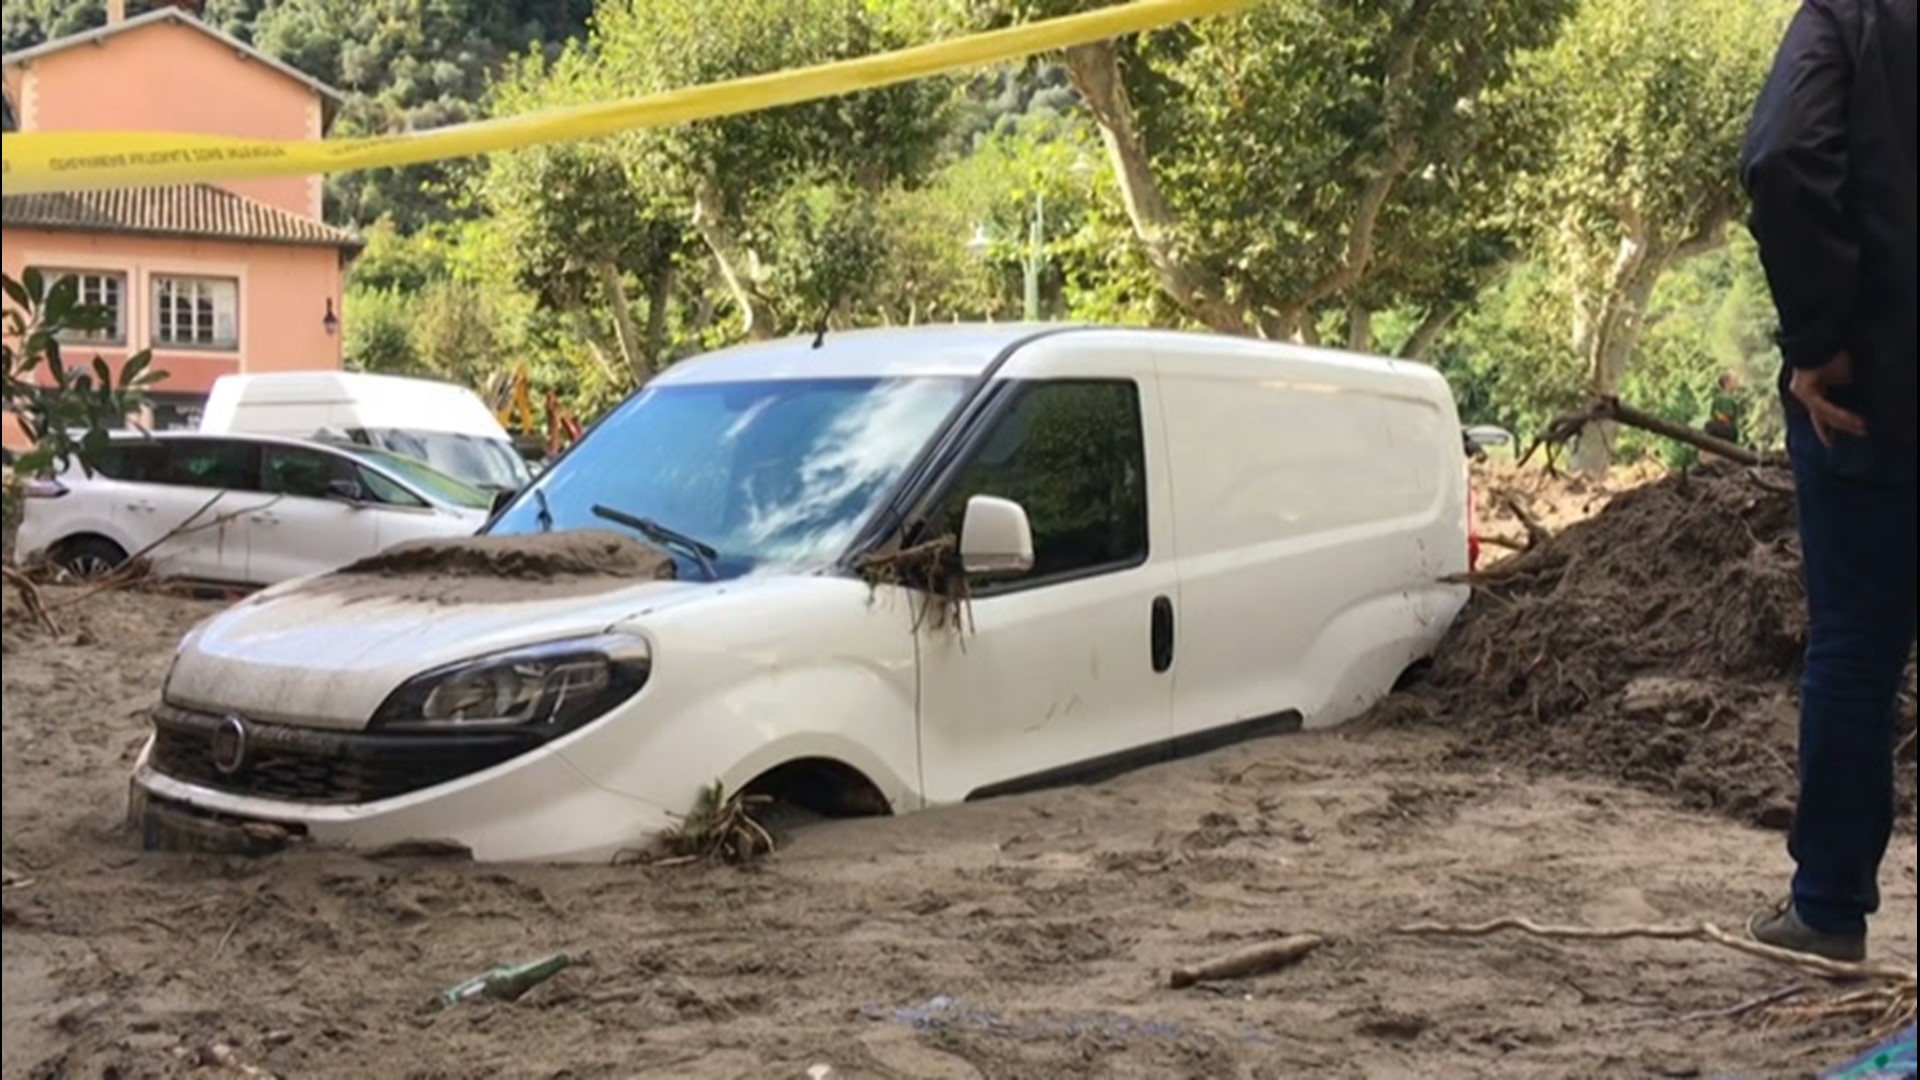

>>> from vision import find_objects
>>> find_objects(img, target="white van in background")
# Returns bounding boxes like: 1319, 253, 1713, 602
199, 372, 531, 492
134, 325, 1473, 862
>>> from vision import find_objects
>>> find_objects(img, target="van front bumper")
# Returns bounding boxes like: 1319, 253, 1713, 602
127, 727, 677, 864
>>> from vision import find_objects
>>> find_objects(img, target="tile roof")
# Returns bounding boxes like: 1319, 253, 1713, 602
1, 184, 362, 249
2, 8, 344, 105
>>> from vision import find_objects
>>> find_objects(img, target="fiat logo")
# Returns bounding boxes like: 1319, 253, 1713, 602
211, 714, 251, 776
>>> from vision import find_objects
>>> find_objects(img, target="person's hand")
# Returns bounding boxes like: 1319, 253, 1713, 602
1789, 352, 1868, 447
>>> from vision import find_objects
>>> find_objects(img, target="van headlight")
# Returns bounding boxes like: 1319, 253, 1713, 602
370, 633, 651, 734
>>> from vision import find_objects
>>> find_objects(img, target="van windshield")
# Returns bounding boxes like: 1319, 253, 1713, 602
357, 428, 529, 491
489, 377, 969, 579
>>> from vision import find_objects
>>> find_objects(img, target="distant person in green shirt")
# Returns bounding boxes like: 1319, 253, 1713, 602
1706, 371, 1744, 447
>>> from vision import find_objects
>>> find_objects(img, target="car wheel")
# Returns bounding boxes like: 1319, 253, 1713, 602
56, 537, 129, 581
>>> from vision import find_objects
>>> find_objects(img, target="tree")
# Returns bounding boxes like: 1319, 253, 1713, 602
211, 0, 595, 232
943, 0, 1571, 347
3, 269, 166, 477
1518, 0, 1790, 472
477, 0, 958, 364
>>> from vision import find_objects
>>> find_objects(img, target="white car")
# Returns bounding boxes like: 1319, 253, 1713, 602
17, 432, 492, 585
132, 325, 1472, 863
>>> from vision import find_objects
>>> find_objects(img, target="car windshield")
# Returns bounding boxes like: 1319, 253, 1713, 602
360, 428, 529, 491
333, 444, 494, 511
489, 376, 970, 579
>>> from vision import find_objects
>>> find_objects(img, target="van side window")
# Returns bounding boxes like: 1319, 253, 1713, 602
166, 440, 259, 490
937, 379, 1148, 583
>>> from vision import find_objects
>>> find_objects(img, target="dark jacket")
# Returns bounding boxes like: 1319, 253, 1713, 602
1741, 0, 1917, 445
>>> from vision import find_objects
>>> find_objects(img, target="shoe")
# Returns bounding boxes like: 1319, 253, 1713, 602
1746, 900, 1867, 963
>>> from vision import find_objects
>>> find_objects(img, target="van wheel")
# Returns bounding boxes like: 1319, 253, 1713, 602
55, 537, 129, 581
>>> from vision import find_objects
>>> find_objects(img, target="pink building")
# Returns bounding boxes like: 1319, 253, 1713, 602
2, 4, 361, 447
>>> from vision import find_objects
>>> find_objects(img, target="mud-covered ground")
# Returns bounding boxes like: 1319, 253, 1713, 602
3, 466, 1915, 1080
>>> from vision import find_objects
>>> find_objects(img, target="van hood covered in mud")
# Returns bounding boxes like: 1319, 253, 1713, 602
162, 531, 702, 731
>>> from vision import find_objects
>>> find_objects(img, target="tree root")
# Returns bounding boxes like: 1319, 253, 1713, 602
1395, 916, 1916, 1037
2, 564, 58, 634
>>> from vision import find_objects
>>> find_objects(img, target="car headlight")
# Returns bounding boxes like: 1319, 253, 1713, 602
370, 633, 651, 734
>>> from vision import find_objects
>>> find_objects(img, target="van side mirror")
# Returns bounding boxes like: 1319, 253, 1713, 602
490, 487, 519, 517
958, 495, 1035, 578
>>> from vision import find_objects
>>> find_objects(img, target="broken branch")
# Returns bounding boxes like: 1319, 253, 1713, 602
1169, 933, 1324, 989
1498, 493, 1552, 550
1522, 396, 1775, 469
1, 564, 58, 634
47, 492, 283, 611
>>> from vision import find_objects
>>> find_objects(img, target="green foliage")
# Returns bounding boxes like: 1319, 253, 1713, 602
342, 284, 419, 375
1523, 0, 1790, 286
216, 0, 595, 231
472, 0, 964, 372
2, 270, 167, 478
1, 0, 168, 53
932, 0, 1574, 339
753, 180, 888, 332
1439, 234, 1784, 464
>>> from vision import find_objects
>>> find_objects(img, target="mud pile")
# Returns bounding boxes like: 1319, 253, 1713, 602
1382, 463, 1917, 829
1469, 457, 1664, 555
318, 529, 676, 604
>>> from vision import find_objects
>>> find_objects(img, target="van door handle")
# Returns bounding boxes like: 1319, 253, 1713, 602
126, 500, 156, 514
1151, 596, 1176, 674
251, 511, 280, 526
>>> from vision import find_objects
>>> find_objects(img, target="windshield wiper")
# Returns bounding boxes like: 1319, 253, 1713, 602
591, 504, 719, 581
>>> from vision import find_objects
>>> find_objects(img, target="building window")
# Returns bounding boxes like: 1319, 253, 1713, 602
27, 269, 128, 345
152, 275, 240, 351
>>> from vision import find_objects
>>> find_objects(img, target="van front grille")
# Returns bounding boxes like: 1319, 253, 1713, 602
149, 705, 536, 805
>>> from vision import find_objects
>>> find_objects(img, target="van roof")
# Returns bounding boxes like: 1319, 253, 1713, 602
208, 371, 480, 402
653, 325, 1052, 385
653, 324, 1438, 386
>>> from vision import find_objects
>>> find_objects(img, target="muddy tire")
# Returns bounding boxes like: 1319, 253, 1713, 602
55, 537, 128, 581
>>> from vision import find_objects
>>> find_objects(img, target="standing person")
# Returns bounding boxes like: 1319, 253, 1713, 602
1704, 371, 1743, 448
1740, 0, 1916, 962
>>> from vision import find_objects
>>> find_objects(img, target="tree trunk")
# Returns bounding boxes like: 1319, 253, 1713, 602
1398, 304, 1458, 362
643, 262, 675, 377
1347, 304, 1374, 353
564, 307, 625, 386
1063, 41, 1253, 336
691, 177, 775, 341
594, 261, 653, 382
1570, 235, 1664, 475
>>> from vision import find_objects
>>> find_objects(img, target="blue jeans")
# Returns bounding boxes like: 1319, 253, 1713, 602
1786, 409, 1918, 937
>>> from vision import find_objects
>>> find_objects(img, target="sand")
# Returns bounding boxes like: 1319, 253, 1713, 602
4, 468, 1916, 1079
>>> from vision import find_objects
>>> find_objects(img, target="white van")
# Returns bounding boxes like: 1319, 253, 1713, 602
199, 372, 531, 492
132, 326, 1472, 862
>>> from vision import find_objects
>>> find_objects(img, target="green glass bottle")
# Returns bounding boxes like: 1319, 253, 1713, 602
440, 952, 571, 1007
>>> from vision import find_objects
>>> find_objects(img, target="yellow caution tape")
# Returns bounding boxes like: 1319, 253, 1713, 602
1, 0, 1248, 195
